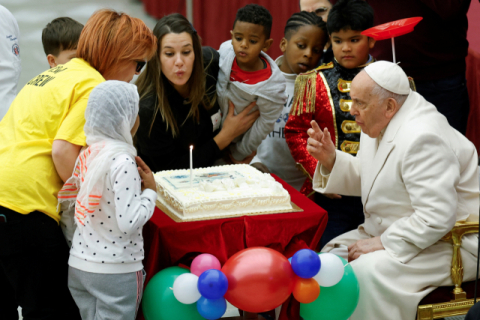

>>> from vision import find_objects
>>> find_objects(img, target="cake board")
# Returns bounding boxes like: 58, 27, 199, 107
155, 198, 304, 223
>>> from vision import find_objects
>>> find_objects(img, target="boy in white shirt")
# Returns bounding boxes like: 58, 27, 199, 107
251, 11, 328, 190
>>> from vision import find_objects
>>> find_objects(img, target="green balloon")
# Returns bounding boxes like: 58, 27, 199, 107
142, 266, 205, 320
300, 256, 360, 320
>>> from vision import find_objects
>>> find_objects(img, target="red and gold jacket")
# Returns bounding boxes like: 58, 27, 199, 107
285, 59, 374, 196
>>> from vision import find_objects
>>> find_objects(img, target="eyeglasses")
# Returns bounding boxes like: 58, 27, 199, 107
135, 60, 146, 73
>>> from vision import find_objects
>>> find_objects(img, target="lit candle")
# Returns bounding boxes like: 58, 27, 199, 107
190, 145, 193, 188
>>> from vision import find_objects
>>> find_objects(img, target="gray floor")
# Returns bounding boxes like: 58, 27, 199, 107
2, 0, 157, 90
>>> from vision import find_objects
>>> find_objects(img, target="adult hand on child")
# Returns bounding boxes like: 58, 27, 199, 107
225, 100, 259, 137
307, 120, 337, 172
136, 156, 156, 192
214, 101, 259, 150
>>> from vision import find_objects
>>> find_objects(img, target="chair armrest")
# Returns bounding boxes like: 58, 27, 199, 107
441, 220, 479, 300
442, 221, 479, 242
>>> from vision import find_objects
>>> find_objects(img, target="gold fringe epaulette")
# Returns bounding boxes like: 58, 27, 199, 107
291, 71, 317, 116
290, 62, 334, 116
315, 61, 334, 72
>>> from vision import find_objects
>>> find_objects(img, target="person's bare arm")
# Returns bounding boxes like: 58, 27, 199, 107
52, 140, 82, 182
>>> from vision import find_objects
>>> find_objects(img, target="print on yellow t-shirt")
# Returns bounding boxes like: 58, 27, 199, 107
0, 58, 105, 222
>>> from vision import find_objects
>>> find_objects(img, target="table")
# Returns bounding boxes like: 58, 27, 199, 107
140, 175, 327, 320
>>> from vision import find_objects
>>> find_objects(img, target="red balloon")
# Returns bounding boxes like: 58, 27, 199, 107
222, 247, 295, 313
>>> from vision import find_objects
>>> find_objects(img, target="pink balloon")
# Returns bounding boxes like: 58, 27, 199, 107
191, 254, 222, 276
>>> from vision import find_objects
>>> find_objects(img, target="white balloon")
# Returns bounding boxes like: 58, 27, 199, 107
313, 253, 345, 287
173, 273, 201, 304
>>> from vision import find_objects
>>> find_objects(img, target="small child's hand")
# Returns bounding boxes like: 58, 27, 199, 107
135, 156, 156, 192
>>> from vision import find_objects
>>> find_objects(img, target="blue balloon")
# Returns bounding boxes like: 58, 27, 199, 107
288, 257, 292, 264
291, 249, 321, 278
196, 297, 227, 320
197, 269, 228, 299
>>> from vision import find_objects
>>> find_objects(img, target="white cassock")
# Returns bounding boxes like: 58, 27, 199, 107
0, 5, 21, 121
313, 89, 479, 320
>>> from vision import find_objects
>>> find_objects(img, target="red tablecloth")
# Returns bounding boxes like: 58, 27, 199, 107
139, 175, 327, 320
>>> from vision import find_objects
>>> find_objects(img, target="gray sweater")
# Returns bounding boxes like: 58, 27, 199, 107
216, 40, 287, 160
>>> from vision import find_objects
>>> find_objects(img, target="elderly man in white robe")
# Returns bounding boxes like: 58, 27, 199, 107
307, 60, 479, 320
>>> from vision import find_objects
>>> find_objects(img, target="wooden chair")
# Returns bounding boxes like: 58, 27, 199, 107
417, 219, 479, 319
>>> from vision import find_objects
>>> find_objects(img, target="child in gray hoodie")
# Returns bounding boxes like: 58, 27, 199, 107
216, 4, 287, 161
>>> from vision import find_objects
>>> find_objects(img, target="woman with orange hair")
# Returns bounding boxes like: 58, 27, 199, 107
0, 9, 156, 320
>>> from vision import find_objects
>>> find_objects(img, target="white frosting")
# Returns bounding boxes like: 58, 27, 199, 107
154, 164, 292, 220
197, 174, 278, 192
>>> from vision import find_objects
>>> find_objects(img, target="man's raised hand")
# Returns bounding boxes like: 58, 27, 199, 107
306, 120, 336, 172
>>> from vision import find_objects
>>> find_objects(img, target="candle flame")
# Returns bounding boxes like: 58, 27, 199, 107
190, 145, 193, 150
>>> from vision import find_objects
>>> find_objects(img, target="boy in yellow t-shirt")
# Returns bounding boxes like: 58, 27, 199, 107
0, 9, 156, 320
42, 17, 84, 68
0, 59, 104, 221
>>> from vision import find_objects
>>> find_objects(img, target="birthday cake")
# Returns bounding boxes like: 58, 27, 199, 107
154, 164, 293, 220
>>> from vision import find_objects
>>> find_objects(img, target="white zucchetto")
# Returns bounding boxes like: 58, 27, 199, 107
364, 61, 411, 95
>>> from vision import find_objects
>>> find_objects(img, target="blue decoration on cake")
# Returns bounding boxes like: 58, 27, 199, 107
163, 171, 245, 190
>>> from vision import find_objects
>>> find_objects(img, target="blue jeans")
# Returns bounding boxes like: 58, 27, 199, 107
415, 73, 470, 135
315, 193, 364, 249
